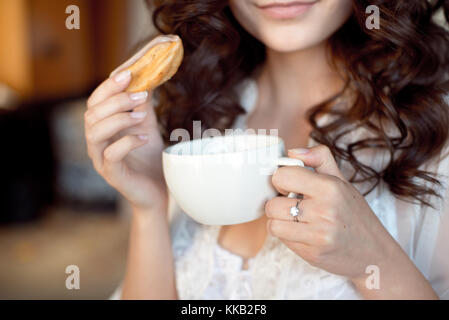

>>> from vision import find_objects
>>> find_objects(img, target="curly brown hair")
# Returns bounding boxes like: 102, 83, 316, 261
145, 0, 449, 207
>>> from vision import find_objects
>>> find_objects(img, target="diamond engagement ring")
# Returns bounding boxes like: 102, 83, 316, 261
289, 198, 303, 223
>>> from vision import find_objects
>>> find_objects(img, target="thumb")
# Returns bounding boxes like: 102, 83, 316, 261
287, 145, 345, 180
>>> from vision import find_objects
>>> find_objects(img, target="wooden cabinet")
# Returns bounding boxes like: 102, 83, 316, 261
0, 0, 34, 98
0, 0, 129, 102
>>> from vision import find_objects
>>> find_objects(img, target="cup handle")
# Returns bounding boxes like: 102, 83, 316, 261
276, 157, 305, 199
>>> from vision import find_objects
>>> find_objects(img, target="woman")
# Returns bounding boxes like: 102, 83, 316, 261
84, 0, 449, 299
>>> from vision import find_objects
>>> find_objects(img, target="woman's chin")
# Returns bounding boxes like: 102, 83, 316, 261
261, 36, 321, 53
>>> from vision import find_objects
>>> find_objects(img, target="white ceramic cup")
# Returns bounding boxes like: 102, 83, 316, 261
162, 134, 304, 225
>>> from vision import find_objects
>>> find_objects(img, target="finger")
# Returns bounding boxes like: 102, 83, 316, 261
281, 240, 314, 263
288, 145, 345, 180
86, 111, 147, 145
85, 91, 150, 127
265, 196, 314, 223
272, 165, 327, 196
87, 142, 107, 172
267, 219, 315, 245
87, 70, 132, 108
103, 135, 149, 163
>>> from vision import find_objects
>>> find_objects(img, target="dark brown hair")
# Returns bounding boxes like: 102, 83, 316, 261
147, 0, 449, 207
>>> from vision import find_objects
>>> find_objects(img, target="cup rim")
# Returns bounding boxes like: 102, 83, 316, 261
163, 133, 283, 158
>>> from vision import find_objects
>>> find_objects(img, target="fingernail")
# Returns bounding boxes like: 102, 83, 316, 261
130, 91, 148, 102
138, 135, 149, 141
288, 148, 310, 155
114, 70, 131, 83
130, 112, 147, 119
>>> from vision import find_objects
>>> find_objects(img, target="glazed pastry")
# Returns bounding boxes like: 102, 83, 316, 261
111, 35, 184, 92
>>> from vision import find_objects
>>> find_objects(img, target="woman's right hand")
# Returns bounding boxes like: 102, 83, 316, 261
84, 70, 168, 214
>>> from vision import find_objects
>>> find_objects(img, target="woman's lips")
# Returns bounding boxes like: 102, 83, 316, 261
256, 1, 317, 19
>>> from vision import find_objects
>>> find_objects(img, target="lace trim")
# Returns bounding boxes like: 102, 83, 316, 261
171, 211, 361, 299
212, 245, 253, 299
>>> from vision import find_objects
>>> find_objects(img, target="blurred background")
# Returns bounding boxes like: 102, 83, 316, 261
0, 0, 155, 299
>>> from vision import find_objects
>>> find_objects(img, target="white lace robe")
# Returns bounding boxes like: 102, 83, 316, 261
112, 79, 449, 300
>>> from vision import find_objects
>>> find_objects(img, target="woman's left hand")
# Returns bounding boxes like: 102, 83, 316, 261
265, 145, 398, 282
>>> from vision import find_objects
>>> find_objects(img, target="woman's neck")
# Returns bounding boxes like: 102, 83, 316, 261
258, 41, 345, 115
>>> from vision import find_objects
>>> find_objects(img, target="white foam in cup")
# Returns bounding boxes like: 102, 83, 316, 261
162, 134, 304, 225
